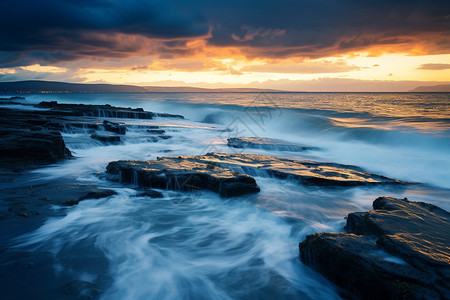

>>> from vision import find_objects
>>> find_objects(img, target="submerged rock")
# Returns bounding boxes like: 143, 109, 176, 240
227, 137, 318, 152
299, 197, 450, 299
106, 157, 261, 197
134, 189, 164, 198
0, 184, 118, 219
78, 189, 117, 201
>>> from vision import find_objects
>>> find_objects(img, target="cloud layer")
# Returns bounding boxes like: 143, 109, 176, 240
418, 63, 450, 70
0, 0, 449, 67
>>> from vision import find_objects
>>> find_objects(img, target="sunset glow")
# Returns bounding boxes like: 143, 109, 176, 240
0, 0, 449, 90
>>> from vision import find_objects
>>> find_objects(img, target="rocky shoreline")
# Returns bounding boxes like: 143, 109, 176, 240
0, 101, 180, 168
0, 99, 448, 299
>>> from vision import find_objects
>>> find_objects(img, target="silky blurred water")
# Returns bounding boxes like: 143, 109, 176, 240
7, 92, 450, 299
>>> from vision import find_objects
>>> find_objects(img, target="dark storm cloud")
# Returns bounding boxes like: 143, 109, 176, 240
197, 0, 450, 57
0, 0, 207, 48
0, 0, 449, 67
0, 0, 208, 66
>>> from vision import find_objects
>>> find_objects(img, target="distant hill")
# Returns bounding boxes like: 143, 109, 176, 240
0, 80, 148, 93
0, 80, 283, 93
142, 86, 282, 93
411, 84, 450, 92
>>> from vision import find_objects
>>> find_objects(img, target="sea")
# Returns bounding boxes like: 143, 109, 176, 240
1, 92, 450, 299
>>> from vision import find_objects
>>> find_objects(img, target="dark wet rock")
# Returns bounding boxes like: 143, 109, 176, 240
79, 189, 117, 201
0, 108, 73, 167
63, 188, 117, 205
0, 104, 182, 169
299, 197, 450, 300
38, 101, 184, 119
197, 153, 408, 187
134, 189, 164, 198
0, 128, 72, 165
103, 120, 126, 135
227, 137, 318, 152
52, 121, 99, 134
90, 133, 121, 144
147, 129, 165, 134
106, 157, 261, 197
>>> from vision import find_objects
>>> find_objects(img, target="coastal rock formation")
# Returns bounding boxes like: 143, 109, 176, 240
0, 101, 185, 167
37, 101, 184, 119
106, 153, 409, 197
106, 157, 261, 197
0, 108, 73, 166
199, 153, 408, 186
0, 128, 72, 165
227, 137, 318, 152
299, 197, 450, 299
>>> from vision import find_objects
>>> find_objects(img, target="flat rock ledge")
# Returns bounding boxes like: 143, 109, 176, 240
38, 101, 183, 119
227, 137, 318, 152
197, 153, 408, 186
106, 153, 409, 197
299, 197, 450, 300
106, 156, 260, 197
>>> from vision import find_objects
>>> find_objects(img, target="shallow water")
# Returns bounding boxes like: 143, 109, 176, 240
5, 92, 450, 299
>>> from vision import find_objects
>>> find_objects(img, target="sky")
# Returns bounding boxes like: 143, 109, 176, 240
0, 0, 449, 91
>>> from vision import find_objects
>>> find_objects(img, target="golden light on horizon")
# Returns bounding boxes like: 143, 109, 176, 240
73, 51, 450, 90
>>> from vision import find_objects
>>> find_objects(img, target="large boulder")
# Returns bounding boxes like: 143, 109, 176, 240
299, 197, 450, 299
0, 128, 72, 165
